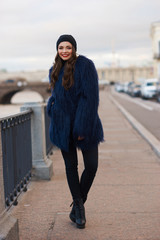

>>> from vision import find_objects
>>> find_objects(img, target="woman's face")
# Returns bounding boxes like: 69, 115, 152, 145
58, 41, 73, 61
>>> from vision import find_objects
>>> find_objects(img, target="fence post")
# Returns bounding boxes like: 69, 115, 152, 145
20, 102, 53, 180
0, 124, 19, 240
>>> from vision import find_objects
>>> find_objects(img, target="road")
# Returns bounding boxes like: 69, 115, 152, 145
111, 88, 160, 141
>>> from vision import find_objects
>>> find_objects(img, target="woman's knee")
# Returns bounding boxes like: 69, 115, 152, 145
82, 147, 98, 174
85, 161, 98, 176
65, 161, 78, 172
61, 148, 78, 168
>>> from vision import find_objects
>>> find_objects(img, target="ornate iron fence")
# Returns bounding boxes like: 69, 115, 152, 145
0, 110, 32, 207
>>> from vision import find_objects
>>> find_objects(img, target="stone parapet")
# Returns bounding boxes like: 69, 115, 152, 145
20, 102, 53, 180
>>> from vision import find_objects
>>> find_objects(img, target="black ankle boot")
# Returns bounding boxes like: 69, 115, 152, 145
69, 197, 87, 224
74, 198, 86, 229
69, 202, 76, 223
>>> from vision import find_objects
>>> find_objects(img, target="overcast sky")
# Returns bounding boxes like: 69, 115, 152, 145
1, 0, 160, 71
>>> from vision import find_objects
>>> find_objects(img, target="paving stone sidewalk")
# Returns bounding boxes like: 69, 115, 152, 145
12, 90, 160, 240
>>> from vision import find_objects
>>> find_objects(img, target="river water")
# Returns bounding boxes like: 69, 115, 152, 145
0, 90, 44, 118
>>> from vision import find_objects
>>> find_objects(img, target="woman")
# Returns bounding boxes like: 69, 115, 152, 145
47, 34, 104, 229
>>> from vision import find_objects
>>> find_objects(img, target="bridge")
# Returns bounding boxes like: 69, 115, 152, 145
0, 80, 107, 104
0, 81, 51, 104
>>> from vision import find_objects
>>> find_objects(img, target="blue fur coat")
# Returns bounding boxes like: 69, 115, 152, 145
47, 55, 104, 152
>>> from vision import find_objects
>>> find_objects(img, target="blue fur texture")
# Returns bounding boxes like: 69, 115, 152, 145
47, 55, 104, 152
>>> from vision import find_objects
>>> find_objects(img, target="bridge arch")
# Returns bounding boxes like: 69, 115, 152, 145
1, 90, 20, 104
0, 82, 51, 104
11, 89, 44, 104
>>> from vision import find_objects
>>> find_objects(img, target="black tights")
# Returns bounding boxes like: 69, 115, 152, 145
61, 144, 98, 202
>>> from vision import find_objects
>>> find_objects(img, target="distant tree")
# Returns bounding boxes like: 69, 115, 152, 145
0, 68, 7, 72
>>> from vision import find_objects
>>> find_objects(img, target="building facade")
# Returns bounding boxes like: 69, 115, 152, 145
97, 66, 154, 84
150, 21, 160, 79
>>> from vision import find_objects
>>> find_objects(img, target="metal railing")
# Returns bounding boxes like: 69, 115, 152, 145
0, 110, 32, 207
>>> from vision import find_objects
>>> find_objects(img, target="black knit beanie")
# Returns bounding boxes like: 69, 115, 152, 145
56, 34, 77, 51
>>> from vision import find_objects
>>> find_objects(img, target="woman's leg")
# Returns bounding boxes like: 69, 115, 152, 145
61, 145, 86, 228
80, 145, 98, 203
61, 145, 81, 200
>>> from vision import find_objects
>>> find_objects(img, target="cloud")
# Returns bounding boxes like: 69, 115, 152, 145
0, 0, 160, 71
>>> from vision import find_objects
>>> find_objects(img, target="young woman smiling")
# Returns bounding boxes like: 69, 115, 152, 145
47, 34, 104, 229
58, 41, 73, 61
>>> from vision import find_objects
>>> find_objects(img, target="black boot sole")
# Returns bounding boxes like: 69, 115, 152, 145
76, 223, 85, 229
70, 215, 85, 228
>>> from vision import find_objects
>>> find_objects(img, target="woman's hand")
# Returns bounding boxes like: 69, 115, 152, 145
78, 136, 84, 141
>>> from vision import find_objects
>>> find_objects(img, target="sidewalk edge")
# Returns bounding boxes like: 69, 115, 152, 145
109, 95, 160, 159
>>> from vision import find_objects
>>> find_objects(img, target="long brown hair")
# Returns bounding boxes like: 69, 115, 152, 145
50, 47, 77, 90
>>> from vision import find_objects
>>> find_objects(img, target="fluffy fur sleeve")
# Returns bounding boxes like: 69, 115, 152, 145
46, 66, 55, 117
73, 58, 99, 139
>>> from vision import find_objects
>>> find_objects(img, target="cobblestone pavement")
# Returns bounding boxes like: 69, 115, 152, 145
12, 89, 160, 240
